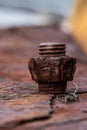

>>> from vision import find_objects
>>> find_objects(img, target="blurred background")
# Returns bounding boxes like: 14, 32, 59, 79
0, 0, 87, 84
0, 0, 74, 28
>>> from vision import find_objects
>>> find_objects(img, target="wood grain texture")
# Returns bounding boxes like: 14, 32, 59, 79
0, 79, 53, 129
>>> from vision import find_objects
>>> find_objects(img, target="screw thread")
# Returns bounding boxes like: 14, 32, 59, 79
39, 42, 66, 56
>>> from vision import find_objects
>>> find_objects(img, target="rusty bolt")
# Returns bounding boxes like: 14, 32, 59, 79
28, 42, 76, 94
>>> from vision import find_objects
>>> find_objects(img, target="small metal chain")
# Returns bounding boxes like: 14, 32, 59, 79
57, 82, 79, 103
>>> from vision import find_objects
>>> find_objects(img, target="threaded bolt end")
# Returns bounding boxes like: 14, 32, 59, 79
39, 42, 66, 56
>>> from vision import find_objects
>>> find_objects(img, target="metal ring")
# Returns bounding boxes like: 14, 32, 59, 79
73, 82, 78, 94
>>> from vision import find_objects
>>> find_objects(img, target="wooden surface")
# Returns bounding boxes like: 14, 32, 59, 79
0, 26, 87, 130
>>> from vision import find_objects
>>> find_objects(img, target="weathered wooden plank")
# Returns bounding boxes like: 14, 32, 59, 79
12, 93, 87, 130
0, 79, 52, 129
0, 27, 87, 130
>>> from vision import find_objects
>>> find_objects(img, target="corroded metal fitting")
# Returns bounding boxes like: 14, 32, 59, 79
28, 42, 76, 94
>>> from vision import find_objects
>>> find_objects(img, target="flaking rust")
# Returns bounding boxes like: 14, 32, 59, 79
28, 42, 76, 94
